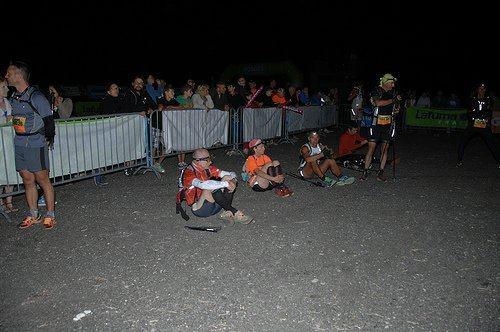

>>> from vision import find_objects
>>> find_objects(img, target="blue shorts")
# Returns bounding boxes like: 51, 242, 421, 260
15, 145, 50, 172
191, 200, 222, 218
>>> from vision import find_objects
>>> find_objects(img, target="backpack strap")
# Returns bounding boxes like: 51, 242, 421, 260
175, 165, 198, 221
13, 88, 47, 136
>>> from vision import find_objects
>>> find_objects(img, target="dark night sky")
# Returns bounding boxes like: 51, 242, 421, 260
2, 1, 495, 98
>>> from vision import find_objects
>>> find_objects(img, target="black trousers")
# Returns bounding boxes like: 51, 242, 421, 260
457, 126, 499, 163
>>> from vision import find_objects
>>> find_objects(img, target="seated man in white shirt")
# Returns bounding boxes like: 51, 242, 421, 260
179, 149, 253, 224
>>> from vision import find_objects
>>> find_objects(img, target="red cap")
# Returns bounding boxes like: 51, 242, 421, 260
248, 138, 262, 148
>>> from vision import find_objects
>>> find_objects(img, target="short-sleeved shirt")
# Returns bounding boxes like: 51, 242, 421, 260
338, 131, 365, 156
245, 154, 272, 175
175, 95, 193, 108
182, 164, 222, 206
10, 86, 52, 148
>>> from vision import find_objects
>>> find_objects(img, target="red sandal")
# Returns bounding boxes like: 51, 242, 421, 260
42, 216, 56, 230
18, 214, 42, 229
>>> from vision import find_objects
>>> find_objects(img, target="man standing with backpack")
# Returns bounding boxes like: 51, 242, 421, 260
5, 61, 57, 229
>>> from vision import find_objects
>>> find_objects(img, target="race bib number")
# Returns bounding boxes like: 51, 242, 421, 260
473, 119, 487, 128
12, 116, 27, 134
377, 115, 392, 125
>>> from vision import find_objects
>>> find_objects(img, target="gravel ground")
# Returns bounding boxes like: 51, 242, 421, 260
1, 130, 499, 331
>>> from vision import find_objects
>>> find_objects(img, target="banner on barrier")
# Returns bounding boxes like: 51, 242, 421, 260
405, 106, 467, 128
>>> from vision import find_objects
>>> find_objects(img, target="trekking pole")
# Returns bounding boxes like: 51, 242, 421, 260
392, 140, 396, 180
285, 172, 325, 187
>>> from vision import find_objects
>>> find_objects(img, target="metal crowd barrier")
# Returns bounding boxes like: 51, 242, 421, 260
2, 106, 340, 222
1, 113, 147, 222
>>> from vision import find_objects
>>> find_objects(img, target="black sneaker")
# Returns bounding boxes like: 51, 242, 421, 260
94, 175, 109, 186
360, 170, 368, 181
456, 161, 463, 168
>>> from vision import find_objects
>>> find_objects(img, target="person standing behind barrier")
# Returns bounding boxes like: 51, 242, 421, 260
93, 82, 125, 186
123, 75, 155, 116
457, 82, 500, 168
192, 84, 214, 110
181, 148, 253, 224
211, 82, 230, 111
101, 82, 124, 114
243, 138, 293, 197
298, 86, 311, 106
226, 83, 246, 109
0, 77, 19, 213
235, 76, 249, 103
48, 84, 72, 119
286, 85, 300, 106
174, 85, 194, 168
271, 88, 287, 106
5, 61, 56, 229
122, 75, 155, 176
0, 77, 12, 123
360, 73, 402, 182
154, 87, 183, 173
145, 74, 163, 106
37, 84, 73, 206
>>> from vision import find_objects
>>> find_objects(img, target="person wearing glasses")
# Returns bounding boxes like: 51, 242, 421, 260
180, 148, 253, 224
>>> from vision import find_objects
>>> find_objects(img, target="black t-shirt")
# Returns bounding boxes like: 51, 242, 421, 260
469, 95, 493, 123
101, 95, 124, 114
371, 86, 397, 116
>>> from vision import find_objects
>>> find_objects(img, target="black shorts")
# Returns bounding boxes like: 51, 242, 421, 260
252, 182, 277, 192
15, 145, 50, 172
368, 125, 392, 143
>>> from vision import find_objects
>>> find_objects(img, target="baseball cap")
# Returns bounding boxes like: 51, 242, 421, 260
248, 138, 262, 148
380, 73, 397, 85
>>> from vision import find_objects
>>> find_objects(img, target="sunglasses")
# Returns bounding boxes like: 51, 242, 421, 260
194, 156, 211, 162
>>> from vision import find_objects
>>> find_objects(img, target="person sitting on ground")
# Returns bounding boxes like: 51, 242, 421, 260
298, 131, 355, 186
243, 138, 293, 197
181, 148, 253, 224
336, 121, 368, 168
336, 121, 399, 170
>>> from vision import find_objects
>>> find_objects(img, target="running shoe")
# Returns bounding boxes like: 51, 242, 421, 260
336, 175, 355, 186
